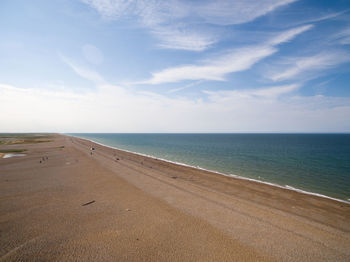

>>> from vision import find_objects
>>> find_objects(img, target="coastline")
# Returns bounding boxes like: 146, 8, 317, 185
2, 134, 350, 261
67, 133, 350, 205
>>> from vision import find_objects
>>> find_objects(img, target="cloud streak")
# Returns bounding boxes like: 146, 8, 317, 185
204, 84, 300, 100
139, 25, 312, 84
144, 46, 276, 84
196, 0, 297, 25
267, 51, 350, 82
152, 26, 217, 51
333, 27, 350, 45
60, 54, 106, 84
81, 0, 298, 51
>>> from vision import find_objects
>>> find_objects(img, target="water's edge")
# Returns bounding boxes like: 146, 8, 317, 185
66, 134, 350, 205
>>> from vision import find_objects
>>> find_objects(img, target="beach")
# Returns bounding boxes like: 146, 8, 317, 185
1, 134, 349, 261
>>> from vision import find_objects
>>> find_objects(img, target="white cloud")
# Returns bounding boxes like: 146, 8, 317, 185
251, 84, 300, 97
81, 0, 139, 19
333, 27, 350, 45
268, 51, 350, 82
3, 54, 344, 133
196, 0, 297, 25
204, 84, 300, 99
152, 26, 217, 51
60, 54, 105, 84
82, 0, 297, 25
144, 46, 276, 84
168, 80, 203, 93
81, 0, 297, 51
1, 82, 349, 133
140, 25, 311, 84
82, 0, 212, 51
268, 25, 312, 45
292, 10, 349, 26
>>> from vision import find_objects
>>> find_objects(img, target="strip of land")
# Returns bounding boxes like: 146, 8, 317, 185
0, 134, 349, 261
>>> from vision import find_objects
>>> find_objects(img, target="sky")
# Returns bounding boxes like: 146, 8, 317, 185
1, 0, 350, 133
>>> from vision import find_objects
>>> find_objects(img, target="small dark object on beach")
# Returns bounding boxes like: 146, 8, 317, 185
40, 160, 42, 163
46, 156, 48, 160
171, 176, 177, 179
136, 238, 139, 241
82, 200, 95, 206
116, 158, 119, 160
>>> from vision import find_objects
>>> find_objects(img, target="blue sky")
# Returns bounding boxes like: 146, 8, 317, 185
1, 0, 350, 132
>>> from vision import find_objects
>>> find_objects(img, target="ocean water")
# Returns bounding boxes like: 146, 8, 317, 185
70, 133, 350, 202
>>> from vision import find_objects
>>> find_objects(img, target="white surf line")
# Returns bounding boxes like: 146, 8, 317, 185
65, 134, 350, 205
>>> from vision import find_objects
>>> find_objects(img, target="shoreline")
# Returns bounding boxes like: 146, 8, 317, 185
66, 133, 350, 205
2, 134, 350, 261
1, 134, 275, 261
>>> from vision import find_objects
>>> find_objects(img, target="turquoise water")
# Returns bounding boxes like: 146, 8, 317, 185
70, 133, 350, 201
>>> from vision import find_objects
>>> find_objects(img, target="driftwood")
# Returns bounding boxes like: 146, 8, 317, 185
82, 200, 95, 206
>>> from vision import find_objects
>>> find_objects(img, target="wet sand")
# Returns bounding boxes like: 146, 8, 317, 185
0, 134, 349, 261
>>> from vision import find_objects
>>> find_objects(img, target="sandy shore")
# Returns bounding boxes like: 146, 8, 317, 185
1, 134, 349, 261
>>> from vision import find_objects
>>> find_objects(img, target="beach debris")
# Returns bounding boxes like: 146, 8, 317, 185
90, 147, 95, 151
136, 238, 139, 241
126, 208, 131, 211
171, 176, 178, 179
82, 200, 95, 206
39, 160, 42, 163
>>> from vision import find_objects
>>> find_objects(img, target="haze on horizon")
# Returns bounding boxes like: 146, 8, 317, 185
1, 0, 350, 133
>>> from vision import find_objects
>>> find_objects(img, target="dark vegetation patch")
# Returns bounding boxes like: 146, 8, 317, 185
0, 149, 27, 153
0, 134, 53, 145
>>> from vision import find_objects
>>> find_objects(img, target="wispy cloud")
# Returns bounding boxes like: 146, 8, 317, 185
204, 84, 300, 99
268, 25, 313, 45
81, 0, 213, 51
2, 82, 349, 133
168, 80, 204, 94
333, 27, 350, 45
60, 54, 105, 84
247, 84, 300, 98
81, 0, 298, 51
138, 25, 312, 84
196, 0, 297, 25
267, 51, 350, 82
144, 46, 276, 84
82, 0, 298, 25
292, 10, 349, 26
152, 26, 217, 51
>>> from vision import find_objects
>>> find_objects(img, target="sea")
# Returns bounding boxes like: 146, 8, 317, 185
69, 133, 350, 202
